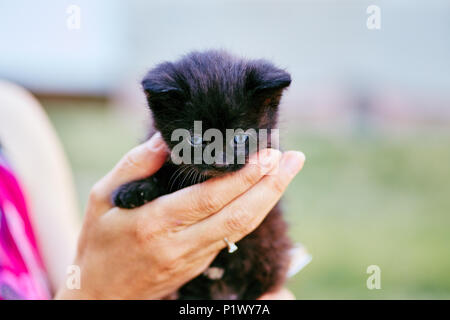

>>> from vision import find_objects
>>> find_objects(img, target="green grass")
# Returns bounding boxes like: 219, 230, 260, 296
44, 101, 450, 299
284, 131, 450, 299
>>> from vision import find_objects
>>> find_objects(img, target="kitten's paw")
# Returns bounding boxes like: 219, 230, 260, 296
112, 178, 159, 209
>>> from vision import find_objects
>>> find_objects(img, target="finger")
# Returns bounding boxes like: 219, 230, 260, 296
145, 148, 282, 228
89, 132, 168, 210
181, 151, 305, 250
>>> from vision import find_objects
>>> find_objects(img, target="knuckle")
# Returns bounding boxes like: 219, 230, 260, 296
196, 193, 222, 213
121, 146, 150, 172
122, 155, 140, 172
161, 262, 180, 277
150, 259, 178, 282
238, 168, 260, 187
225, 209, 252, 234
269, 176, 287, 194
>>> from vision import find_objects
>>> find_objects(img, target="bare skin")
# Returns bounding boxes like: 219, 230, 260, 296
56, 133, 305, 299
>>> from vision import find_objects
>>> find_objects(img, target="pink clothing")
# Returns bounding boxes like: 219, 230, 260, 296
0, 152, 51, 299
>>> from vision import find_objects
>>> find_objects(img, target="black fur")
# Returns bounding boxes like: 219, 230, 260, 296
113, 50, 292, 299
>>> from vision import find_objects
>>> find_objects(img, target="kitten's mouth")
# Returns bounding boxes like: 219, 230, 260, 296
197, 163, 246, 178
168, 151, 248, 179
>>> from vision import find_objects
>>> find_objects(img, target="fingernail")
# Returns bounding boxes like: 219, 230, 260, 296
147, 132, 165, 151
281, 151, 305, 176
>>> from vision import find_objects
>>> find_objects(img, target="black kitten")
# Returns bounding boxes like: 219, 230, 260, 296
113, 50, 292, 299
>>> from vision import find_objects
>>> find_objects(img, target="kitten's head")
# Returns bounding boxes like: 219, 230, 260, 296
142, 50, 291, 177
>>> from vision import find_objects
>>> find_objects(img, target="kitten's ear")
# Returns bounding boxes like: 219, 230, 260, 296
246, 65, 291, 108
246, 66, 291, 93
142, 78, 184, 102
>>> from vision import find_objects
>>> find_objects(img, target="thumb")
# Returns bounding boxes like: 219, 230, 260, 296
89, 132, 168, 210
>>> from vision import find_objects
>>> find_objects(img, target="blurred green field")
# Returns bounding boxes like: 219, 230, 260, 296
44, 100, 450, 299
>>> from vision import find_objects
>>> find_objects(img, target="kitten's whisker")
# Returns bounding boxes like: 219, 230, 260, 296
194, 171, 200, 185
168, 166, 183, 191
177, 166, 190, 190
193, 170, 200, 185
197, 171, 206, 184
169, 165, 189, 192
179, 166, 194, 190
168, 166, 181, 187
188, 170, 196, 187
187, 167, 197, 187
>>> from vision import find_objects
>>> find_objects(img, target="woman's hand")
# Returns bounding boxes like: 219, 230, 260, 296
56, 133, 305, 299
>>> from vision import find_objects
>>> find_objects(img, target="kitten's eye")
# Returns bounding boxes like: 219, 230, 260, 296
190, 135, 203, 146
233, 133, 249, 145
